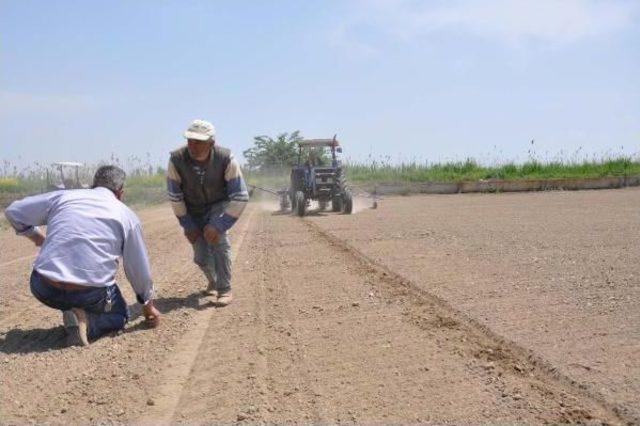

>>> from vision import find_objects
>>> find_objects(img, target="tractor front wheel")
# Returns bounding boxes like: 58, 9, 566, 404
295, 191, 306, 217
289, 191, 296, 213
280, 193, 290, 211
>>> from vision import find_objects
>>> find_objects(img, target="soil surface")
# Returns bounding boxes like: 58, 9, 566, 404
1, 189, 638, 424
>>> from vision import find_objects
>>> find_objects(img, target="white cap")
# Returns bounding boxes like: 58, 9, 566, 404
183, 119, 215, 141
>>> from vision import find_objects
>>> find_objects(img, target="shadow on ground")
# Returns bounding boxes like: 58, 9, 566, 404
0, 292, 223, 353
154, 291, 216, 314
0, 326, 67, 354
124, 291, 227, 335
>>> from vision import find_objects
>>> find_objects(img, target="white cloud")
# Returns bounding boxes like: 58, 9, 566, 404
346, 0, 638, 47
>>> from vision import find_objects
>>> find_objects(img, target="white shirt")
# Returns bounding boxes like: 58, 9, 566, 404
4, 187, 154, 303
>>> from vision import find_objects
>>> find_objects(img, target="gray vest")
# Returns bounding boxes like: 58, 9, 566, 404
170, 145, 231, 217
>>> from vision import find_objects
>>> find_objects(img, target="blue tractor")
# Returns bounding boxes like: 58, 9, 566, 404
288, 137, 353, 217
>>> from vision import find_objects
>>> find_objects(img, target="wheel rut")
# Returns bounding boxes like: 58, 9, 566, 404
153, 207, 632, 424
166, 208, 330, 424
304, 218, 636, 425
251, 212, 328, 423
138, 206, 257, 425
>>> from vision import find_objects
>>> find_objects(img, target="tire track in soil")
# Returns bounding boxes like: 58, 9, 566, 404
139, 206, 257, 425
155, 208, 625, 424
169, 208, 397, 424
169, 208, 330, 424
245, 211, 327, 423
304, 219, 636, 425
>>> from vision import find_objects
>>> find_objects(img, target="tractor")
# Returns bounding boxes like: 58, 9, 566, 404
288, 136, 353, 217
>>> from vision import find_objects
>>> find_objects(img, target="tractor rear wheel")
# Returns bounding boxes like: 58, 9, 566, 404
342, 190, 353, 214
295, 191, 306, 217
332, 196, 342, 212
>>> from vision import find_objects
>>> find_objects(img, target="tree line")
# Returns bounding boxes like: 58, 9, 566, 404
243, 131, 329, 172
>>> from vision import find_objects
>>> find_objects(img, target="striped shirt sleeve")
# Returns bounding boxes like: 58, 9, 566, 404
209, 154, 249, 233
166, 160, 197, 230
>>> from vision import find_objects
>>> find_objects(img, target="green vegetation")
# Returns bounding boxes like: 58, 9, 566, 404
0, 178, 21, 193
2, 156, 640, 209
122, 173, 168, 206
243, 132, 303, 171
126, 173, 166, 188
347, 158, 640, 183
243, 131, 330, 172
0, 164, 169, 208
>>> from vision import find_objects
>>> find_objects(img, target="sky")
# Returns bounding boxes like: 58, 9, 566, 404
1, 0, 639, 171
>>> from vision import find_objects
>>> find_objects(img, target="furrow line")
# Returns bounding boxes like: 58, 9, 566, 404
303, 219, 637, 425
137, 206, 257, 425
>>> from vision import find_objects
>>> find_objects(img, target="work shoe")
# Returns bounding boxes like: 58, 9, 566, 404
204, 281, 218, 297
63, 309, 89, 347
215, 292, 233, 307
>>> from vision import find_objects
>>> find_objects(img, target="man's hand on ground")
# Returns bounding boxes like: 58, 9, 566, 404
143, 301, 161, 328
203, 225, 220, 245
184, 228, 201, 244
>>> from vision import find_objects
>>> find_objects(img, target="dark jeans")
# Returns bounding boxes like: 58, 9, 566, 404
30, 270, 130, 341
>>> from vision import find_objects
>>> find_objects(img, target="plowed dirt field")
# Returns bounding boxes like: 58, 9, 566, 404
1, 188, 639, 424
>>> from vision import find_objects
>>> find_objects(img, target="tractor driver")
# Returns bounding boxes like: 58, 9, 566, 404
166, 119, 249, 306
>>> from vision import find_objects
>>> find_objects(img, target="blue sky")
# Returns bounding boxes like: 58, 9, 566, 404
1, 0, 638, 170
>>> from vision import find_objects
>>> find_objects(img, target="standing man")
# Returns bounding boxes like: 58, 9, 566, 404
4, 165, 161, 347
167, 119, 249, 306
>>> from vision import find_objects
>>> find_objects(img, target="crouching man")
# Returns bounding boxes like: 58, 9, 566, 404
166, 119, 249, 306
4, 165, 161, 347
